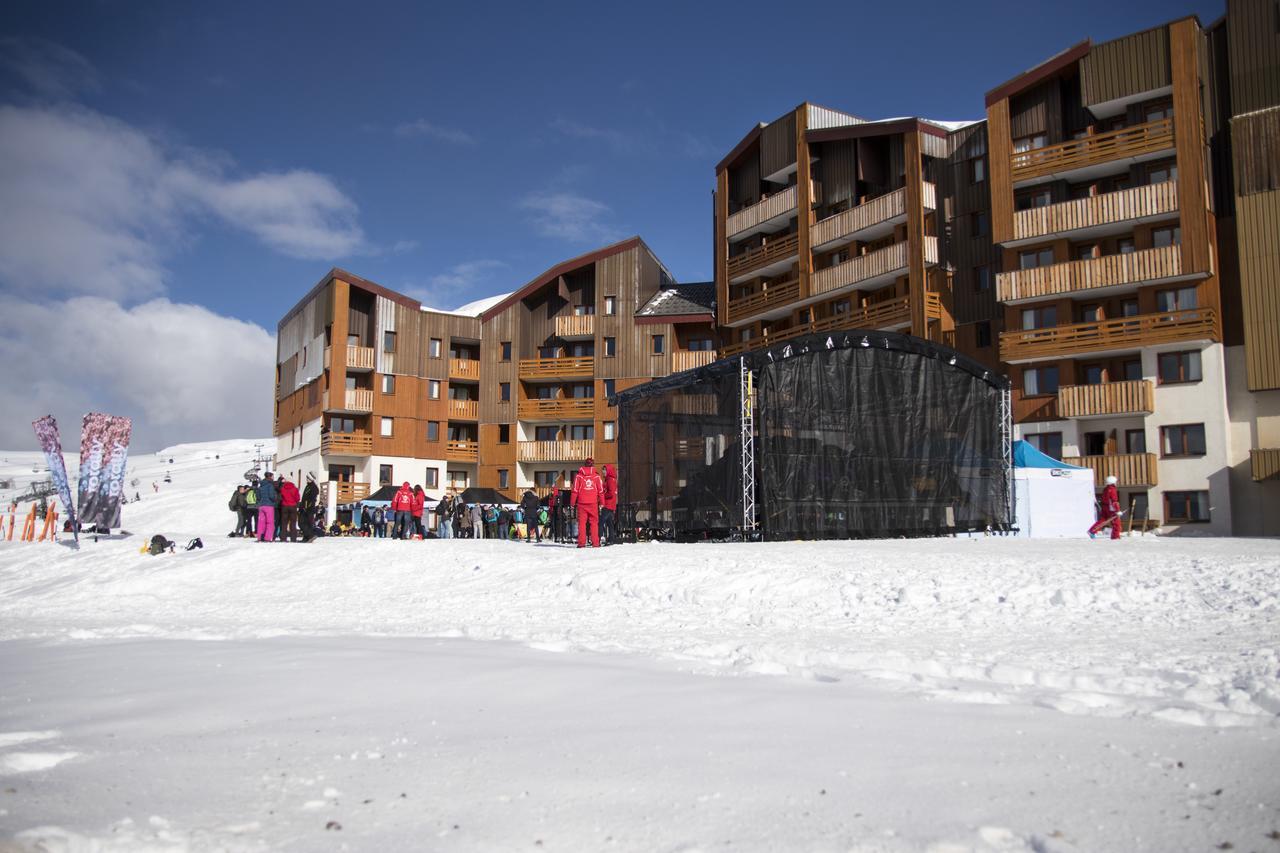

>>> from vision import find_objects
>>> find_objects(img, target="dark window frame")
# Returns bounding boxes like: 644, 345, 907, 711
1164, 490, 1210, 524
1160, 423, 1207, 458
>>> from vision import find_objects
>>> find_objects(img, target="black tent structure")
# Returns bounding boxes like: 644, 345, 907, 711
458, 487, 517, 505
612, 330, 1012, 541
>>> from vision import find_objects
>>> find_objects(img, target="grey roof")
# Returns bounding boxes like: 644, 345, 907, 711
636, 282, 715, 317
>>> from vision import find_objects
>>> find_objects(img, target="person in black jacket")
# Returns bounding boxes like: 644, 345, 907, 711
519, 490, 541, 542
299, 473, 320, 542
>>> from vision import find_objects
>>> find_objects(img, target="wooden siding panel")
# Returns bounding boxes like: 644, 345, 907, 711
394, 302, 424, 377
479, 303, 518, 424
760, 109, 797, 179
813, 140, 856, 211
1237, 189, 1280, 390
987, 99, 1015, 246
716, 170, 729, 326
1081, 25, 1171, 106
1226, 0, 1280, 116
1009, 81, 1054, 139
1232, 107, 1280, 196
1171, 18, 1213, 275
727, 154, 761, 211
796, 106, 813, 301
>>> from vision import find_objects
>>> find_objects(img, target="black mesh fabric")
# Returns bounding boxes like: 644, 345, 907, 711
614, 330, 1010, 541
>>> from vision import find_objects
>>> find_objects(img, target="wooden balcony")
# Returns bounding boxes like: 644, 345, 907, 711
672, 350, 718, 372
320, 481, 371, 505
726, 232, 800, 281
1011, 181, 1178, 244
518, 356, 595, 380
1000, 308, 1218, 363
447, 399, 479, 421
726, 278, 800, 326
810, 237, 937, 299
1057, 380, 1154, 419
726, 184, 798, 239
721, 295, 914, 357
448, 358, 480, 381
555, 314, 595, 339
997, 245, 1187, 304
1011, 118, 1174, 184
323, 388, 374, 413
345, 346, 375, 372
320, 432, 373, 456
810, 183, 936, 249
446, 440, 478, 462
1251, 448, 1280, 482
517, 398, 595, 421
518, 439, 594, 463
1062, 453, 1158, 488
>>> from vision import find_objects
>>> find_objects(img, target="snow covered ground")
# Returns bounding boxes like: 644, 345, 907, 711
0, 439, 1277, 850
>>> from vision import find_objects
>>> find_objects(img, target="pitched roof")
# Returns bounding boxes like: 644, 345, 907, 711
636, 282, 715, 318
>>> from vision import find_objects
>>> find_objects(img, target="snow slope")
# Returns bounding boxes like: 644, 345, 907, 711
1, 440, 1277, 730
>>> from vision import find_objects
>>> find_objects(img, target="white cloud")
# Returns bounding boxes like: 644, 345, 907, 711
0, 104, 365, 301
0, 36, 101, 100
0, 297, 274, 451
549, 117, 633, 153
393, 119, 474, 145
518, 191, 622, 244
404, 259, 507, 309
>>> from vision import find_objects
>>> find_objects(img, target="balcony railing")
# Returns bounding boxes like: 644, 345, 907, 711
1011, 118, 1175, 184
672, 350, 718, 372
446, 440, 478, 462
1057, 380, 1154, 419
721, 295, 914, 357
319, 481, 371, 506
726, 232, 800, 281
1000, 308, 1218, 363
320, 432, 373, 456
810, 237, 938, 299
725, 278, 800, 325
447, 399, 479, 421
1012, 181, 1178, 243
324, 388, 374, 413
555, 314, 595, 339
1062, 453, 1158, 488
517, 398, 595, 421
997, 245, 1185, 304
448, 358, 480, 381
518, 356, 595, 380
1251, 448, 1280, 482
726, 184, 798, 239
518, 439, 594, 463
345, 346, 375, 371
810, 183, 937, 249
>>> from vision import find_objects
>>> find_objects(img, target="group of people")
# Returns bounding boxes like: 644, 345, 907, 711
227, 471, 321, 543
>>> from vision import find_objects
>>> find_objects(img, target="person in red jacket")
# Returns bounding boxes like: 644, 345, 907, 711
279, 477, 301, 542
411, 485, 426, 538
1088, 475, 1123, 540
391, 482, 414, 540
600, 463, 618, 546
570, 457, 605, 548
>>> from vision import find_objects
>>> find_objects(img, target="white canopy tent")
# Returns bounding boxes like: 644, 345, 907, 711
1011, 441, 1096, 538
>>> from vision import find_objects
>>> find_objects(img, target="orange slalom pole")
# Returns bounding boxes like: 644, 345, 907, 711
21, 506, 36, 542
2, 503, 12, 540
39, 501, 57, 542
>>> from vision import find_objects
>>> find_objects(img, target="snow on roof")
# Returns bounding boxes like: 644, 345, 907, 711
420, 291, 514, 318
636, 283, 716, 317
925, 119, 983, 132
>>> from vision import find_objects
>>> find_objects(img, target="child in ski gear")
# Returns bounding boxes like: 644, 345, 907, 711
570, 457, 604, 548
255, 473, 278, 542
601, 464, 618, 545
1088, 475, 1123, 540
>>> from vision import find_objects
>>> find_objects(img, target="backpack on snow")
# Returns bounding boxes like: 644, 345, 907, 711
147, 535, 174, 555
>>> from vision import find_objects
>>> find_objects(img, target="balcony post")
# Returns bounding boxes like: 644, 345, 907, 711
904, 130, 928, 337
795, 104, 812, 301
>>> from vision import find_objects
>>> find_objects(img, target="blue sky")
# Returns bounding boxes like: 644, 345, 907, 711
0, 0, 1219, 448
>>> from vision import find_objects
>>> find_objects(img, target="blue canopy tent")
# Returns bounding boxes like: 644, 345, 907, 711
1011, 440, 1095, 537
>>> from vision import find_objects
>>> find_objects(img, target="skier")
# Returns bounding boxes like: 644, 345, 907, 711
300, 473, 319, 542
391, 482, 414, 539
411, 485, 426, 538
228, 484, 249, 537
569, 457, 604, 548
256, 472, 279, 542
436, 493, 454, 539
520, 490, 541, 542
1088, 475, 1123, 540
279, 476, 301, 542
600, 463, 618, 546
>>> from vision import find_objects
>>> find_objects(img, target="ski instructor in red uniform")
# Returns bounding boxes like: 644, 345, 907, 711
1088, 474, 1123, 540
570, 456, 605, 548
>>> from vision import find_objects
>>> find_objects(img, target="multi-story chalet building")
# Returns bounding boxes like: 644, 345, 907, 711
275, 2, 1277, 534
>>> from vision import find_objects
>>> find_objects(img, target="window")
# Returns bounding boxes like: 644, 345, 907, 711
501, 341, 512, 361
1083, 431, 1107, 456
604, 337, 617, 357
1152, 226, 1181, 248
1019, 248, 1054, 270
570, 383, 594, 399
568, 424, 594, 440
652, 334, 665, 355
1148, 164, 1177, 184
1015, 187, 1052, 211
1144, 101, 1174, 123
447, 470, 470, 489
380, 417, 393, 437
688, 338, 715, 351
573, 304, 595, 316
535, 385, 555, 400
429, 338, 442, 358
569, 342, 594, 357
604, 421, 616, 441
1013, 134, 1047, 153
1125, 429, 1147, 454
975, 321, 992, 348
500, 382, 510, 402
1078, 304, 1101, 323
330, 417, 355, 433
1156, 286, 1198, 312
382, 374, 395, 394
535, 426, 558, 441
1075, 244, 1097, 261
427, 421, 439, 442
974, 266, 990, 292
383, 331, 396, 353
1121, 358, 1143, 381
498, 469, 509, 489
831, 299, 851, 315
1117, 237, 1135, 254
348, 333, 361, 346
604, 296, 616, 316
1021, 305, 1057, 330
428, 380, 440, 399
345, 376, 357, 390
1165, 490, 1209, 523
425, 468, 438, 489
539, 345, 558, 358
534, 470, 559, 489
1023, 365, 1059, 396
1158, 350, 1202, 384
603, 379, 616, 398
1161, 424, 1207, 457
972, 212, 989, 236
1025, 432, 1063, 461
498, 424, 510, 443
379, 464, 393, 485
971, 158, 986, 183
1081, 363, 1105, 384
1120, 299, 1140, 318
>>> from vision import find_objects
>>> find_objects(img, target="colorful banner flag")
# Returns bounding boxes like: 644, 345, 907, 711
77, 413, 133, 530
31, 415, 78, 538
